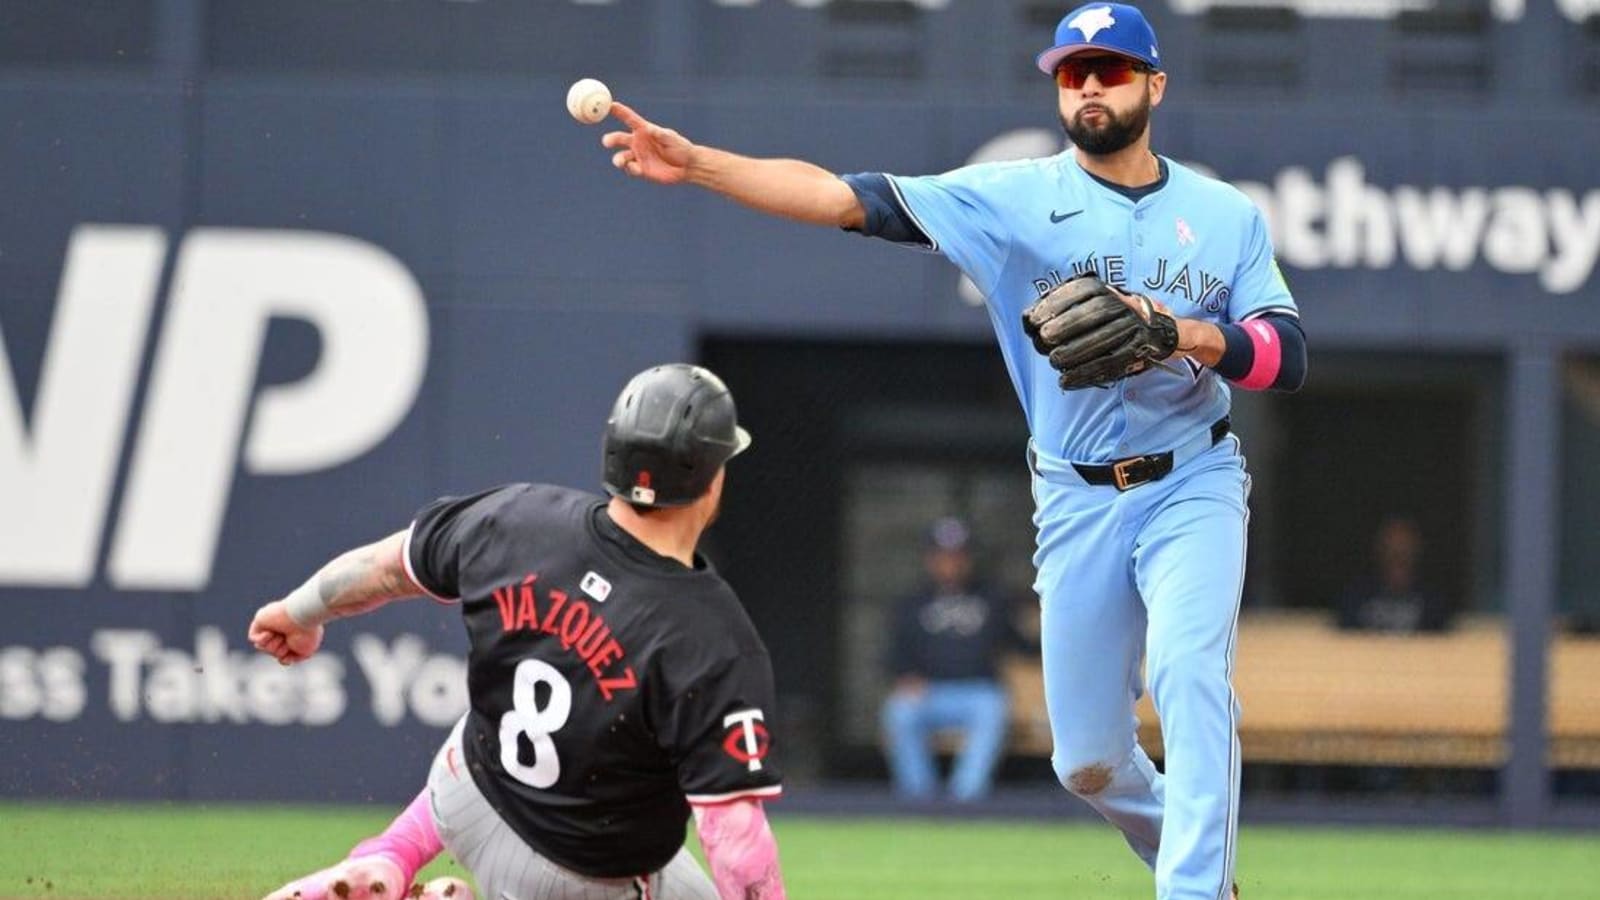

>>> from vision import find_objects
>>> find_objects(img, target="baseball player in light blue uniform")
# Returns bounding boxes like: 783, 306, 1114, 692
600, 4, 1306, 897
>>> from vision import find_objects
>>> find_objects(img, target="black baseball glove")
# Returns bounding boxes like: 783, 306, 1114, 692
1021, 274, 1180, 390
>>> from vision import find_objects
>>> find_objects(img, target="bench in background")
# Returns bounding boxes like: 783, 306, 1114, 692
997, 611, 1600, 768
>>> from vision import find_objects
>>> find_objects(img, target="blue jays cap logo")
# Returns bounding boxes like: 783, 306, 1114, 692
1068, 6, 1117, 42
1036, 3, 1161, 75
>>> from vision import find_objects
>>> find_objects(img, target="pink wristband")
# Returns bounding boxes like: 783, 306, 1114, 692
1236, 319, 1282, 390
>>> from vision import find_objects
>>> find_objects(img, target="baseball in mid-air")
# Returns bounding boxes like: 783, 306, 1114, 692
566, 78, 612, 125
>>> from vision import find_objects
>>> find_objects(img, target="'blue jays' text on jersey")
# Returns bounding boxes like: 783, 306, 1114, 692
884, 153, 1297, 466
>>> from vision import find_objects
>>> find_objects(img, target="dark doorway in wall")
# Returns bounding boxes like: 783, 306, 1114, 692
701, 336, 1028, 778
1273, 353, 1502, 623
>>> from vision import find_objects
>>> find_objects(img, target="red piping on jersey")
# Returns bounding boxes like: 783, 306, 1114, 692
397, 539, 427, 594
399, 527, 459, 605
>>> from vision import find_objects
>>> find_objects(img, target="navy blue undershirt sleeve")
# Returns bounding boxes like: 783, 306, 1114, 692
839, 173, 930, 246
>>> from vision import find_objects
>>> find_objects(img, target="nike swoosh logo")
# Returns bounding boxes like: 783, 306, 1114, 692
1050, 209, 1083, 224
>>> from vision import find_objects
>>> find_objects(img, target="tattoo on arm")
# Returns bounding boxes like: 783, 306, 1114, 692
313, 531, 417, 619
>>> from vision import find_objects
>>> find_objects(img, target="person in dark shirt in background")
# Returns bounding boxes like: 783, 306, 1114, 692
1337, 515, 1455, 634
881, 517, 1029, 802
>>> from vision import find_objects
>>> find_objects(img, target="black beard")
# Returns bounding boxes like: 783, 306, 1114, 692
1061, 91, 1152, 156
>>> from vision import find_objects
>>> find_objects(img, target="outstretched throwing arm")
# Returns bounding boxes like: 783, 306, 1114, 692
601, 101, 863, 230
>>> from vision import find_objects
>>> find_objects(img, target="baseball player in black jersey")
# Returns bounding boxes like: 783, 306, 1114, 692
251, 364, 788, 900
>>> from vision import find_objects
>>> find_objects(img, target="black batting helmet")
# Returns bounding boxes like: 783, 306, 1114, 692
602, 364, 752, 508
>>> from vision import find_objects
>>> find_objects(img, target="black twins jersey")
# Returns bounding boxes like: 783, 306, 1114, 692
405, 483, 781, 878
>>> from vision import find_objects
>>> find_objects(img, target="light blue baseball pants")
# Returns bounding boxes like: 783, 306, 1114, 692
1031, 435, 1249, 900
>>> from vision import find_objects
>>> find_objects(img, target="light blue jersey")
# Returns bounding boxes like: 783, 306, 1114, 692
873, 150, 1299, 899
889, 152, 1296, 467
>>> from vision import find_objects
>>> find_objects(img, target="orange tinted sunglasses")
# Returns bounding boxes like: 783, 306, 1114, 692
1054, 56, 1154, 90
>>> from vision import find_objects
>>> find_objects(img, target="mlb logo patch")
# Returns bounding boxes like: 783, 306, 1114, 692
580, 570, 612, 602
630, 470, 656, 505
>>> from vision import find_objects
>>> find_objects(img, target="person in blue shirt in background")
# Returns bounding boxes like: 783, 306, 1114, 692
882, 517, 1030, 803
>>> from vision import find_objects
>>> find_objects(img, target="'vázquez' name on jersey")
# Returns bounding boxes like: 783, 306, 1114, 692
490, 574, 637, 701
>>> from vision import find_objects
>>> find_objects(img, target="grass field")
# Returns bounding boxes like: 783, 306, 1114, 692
1, 803, 1596, 899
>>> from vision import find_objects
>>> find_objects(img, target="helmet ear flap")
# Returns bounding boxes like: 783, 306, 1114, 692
601, 365, 749, 507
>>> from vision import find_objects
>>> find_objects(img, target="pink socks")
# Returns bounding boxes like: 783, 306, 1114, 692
348, 789, 443, 888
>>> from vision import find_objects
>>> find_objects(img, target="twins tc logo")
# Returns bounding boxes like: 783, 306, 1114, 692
721, 708, 770, 772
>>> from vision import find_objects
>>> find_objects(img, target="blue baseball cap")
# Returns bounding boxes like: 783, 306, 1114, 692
1036, 3, 1161, 75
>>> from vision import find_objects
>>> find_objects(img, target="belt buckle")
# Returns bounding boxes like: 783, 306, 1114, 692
1111, 457, 1146, 491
